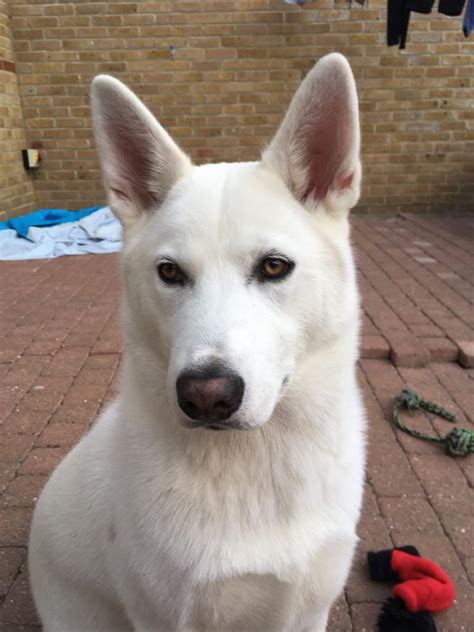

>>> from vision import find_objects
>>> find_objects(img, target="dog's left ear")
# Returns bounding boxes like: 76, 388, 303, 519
262, 53, 361, 215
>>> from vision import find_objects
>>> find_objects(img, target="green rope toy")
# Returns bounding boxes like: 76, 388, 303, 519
391, 388, 474, 457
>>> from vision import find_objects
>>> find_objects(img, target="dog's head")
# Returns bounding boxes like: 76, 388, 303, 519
91, 53, 361, 432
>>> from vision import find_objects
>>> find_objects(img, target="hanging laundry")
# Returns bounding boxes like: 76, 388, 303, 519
463, 0, 474, 35
387, 1, 434, 49
438, 0, 466, 16
388, 0, 467, 48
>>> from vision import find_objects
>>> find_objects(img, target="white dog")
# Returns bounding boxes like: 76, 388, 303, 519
29, 53, 366, 631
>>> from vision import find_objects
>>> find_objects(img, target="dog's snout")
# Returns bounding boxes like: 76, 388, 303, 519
176, 366, 244, 423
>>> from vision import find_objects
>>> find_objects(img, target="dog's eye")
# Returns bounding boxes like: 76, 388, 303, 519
260, 257, 293, 281
157, 262, 185, 285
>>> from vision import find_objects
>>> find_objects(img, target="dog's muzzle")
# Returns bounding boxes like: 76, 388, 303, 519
176, 363, 245, 430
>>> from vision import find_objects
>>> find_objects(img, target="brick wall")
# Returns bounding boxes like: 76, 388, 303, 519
0, 0, 36, 221
3, 0, 474, 217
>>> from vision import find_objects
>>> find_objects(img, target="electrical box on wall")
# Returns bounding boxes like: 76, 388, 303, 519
22, 149, 41, 170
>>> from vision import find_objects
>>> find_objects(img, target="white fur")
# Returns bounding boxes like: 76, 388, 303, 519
29, 53, 366, 632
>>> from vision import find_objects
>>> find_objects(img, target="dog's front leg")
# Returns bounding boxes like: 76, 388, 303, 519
299, 609, 330, 632
293, 533, 357, 632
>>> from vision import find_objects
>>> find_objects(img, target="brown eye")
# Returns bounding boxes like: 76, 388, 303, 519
260, 256, 293, 281
158, 261, 184, 285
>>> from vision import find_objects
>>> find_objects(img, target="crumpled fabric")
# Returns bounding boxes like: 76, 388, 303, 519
0, 207, 122, 260
0, 206, 101, 238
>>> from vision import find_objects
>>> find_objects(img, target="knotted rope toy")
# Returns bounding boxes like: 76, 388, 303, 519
391, 389, 474, 457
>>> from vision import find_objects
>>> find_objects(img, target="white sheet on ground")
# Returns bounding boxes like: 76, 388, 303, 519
0, 207, 122, 260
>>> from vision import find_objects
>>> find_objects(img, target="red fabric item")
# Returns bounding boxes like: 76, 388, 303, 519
390, 550, 455, 613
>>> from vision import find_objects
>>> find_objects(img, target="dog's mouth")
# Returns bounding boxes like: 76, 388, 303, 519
278, 374, 290, 397
189, 419, 250, 432
205, 423, 229, 431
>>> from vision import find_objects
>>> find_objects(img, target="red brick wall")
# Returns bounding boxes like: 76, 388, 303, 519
0, 0, 36, 221
4, 0, 474, 217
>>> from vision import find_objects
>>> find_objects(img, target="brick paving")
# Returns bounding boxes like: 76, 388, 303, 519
0, 213, 472, 631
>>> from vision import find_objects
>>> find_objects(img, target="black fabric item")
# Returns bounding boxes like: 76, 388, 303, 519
368, 549, 396, 582
377, 597, 437, 632
439, 0, 466, 16
387, 0, 407, 47
367, 546, 420, 582
407, 0, 434, 11
387, 0, 435, 48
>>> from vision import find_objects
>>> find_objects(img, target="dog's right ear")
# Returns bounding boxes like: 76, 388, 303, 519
91, 75, 192, 230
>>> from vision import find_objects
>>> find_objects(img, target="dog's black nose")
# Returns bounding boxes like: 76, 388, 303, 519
176, 365, 244, 423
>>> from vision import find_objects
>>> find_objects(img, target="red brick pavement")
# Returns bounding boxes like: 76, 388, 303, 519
0, 214, 472, 631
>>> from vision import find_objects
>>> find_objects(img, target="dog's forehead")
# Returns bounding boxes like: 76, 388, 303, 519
147, 161, 311, 253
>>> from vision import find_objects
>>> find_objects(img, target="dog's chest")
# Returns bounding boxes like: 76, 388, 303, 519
187, 571, 305, 632
121, 431, 357, 585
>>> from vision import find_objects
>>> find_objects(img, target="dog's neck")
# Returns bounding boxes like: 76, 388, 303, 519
115, 337, 360, 536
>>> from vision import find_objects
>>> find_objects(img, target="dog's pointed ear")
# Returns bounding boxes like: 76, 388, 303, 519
91, 75, 192, 229
262, 53, 361, 215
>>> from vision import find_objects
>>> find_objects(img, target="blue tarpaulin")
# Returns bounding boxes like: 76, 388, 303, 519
0, 206, 101, 238
0, 206, 122, 260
